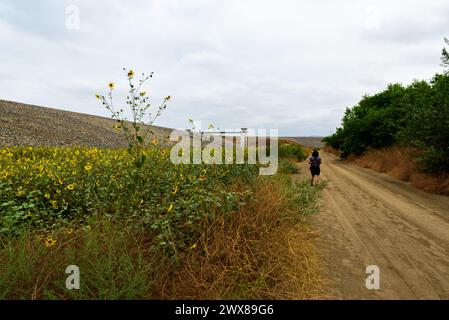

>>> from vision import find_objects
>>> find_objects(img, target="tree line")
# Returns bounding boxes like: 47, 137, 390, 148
323, 39, 449, 174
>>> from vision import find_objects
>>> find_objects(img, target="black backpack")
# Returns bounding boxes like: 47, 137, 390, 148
310, 156, 320, 167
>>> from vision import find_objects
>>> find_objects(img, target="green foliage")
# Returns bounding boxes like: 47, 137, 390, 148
0, 146, 258, 256
278, 159, 299, 174
400, 74, 449, 173
324, 39, 449, 174
279, 143, 307, 161
326, 83, 406, 157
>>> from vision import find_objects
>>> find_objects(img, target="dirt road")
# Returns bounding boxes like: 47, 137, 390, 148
304, 153, 449, 299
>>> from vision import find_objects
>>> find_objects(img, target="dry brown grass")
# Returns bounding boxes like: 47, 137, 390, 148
323, 145, 340, 157
159, 177, 326, 299
349, 146, 449, 195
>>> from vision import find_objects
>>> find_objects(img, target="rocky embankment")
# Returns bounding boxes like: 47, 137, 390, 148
0, 100, 173, 148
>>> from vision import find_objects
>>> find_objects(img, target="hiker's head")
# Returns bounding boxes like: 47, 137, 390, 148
312, 150, 319, 158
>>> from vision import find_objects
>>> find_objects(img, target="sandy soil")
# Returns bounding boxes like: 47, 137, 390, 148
303, 152, 449, 299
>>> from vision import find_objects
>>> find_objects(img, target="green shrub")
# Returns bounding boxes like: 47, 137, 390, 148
279, 159, 299, 174
279, 144, 307, 161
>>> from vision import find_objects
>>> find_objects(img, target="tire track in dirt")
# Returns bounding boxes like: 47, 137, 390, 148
303, 153, 449, 299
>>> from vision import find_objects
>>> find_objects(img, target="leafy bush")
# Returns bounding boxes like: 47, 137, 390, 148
279, 143, 307, 161
400, 74, 449, 173
279, 159, 299, 174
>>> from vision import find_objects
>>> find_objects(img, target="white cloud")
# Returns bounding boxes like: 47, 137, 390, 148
0, 0, 447, 136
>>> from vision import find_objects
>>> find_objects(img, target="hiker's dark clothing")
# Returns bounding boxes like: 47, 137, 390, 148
309, 156, 321, 177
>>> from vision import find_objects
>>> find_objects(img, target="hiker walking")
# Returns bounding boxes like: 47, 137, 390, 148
309, 150, 321, 186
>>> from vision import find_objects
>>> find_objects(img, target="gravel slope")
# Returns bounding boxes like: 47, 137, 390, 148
0, 99, 174, 148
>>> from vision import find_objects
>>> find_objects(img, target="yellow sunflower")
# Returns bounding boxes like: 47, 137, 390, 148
44, 237, 57, 248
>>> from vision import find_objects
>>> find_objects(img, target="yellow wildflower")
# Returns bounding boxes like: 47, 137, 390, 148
108, 82, 115, 90
127, 70, 134, 78
16, 187, 25, 197
84, 165, 92, 172
44, 237, 57, 248
167, 203, 174, 213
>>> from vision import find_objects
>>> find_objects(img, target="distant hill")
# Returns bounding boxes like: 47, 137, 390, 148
283, 136, 324, 149
0, 100, 173, 148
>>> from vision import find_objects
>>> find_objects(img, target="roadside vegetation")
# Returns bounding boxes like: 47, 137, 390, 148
323, 39, 449, 194
0, 144, 325, 299
278, 140, 310, 175
0, 70, 325, 299
279, 139, 309, 161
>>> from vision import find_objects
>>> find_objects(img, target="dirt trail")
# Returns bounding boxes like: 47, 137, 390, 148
303, 152, 449, 299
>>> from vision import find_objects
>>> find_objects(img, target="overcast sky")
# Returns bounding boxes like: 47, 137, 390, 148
0, 0, 448, 136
